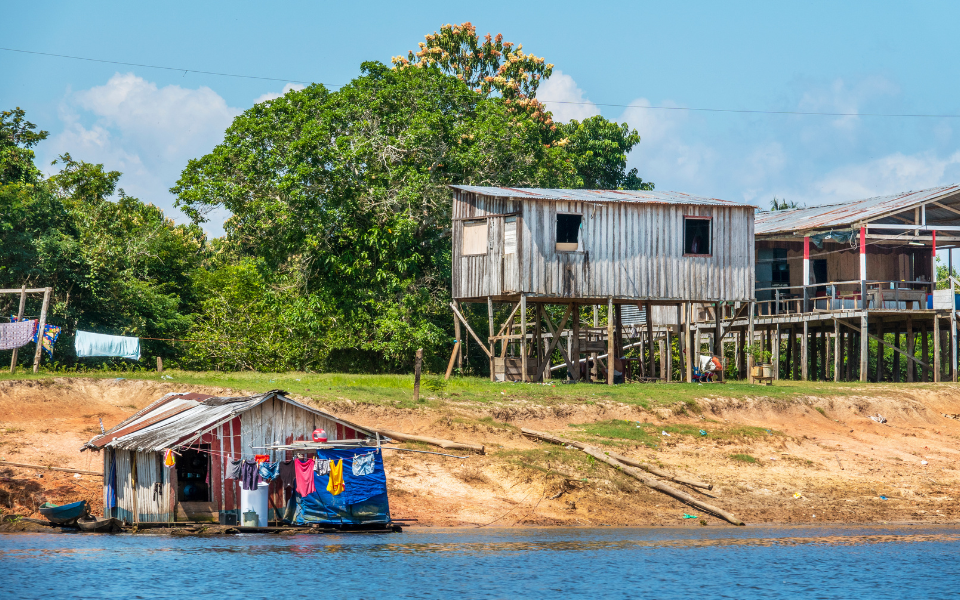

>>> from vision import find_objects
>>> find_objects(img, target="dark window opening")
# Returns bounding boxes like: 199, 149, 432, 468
176, 446, 210, 502
772, 248, 790, 286
556, 214, 582, 251
684, 218, 711, 255
812, 259, 828, 295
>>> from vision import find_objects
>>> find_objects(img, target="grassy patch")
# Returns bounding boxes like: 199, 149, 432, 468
730, 453, 758, 464
814, 406, 828, 417
569, 420, 662, 448
569, 420, 781, 446
496, 447, 601, 478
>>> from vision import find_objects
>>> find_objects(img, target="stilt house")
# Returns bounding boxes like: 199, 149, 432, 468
448, 185, 757, 383
83, 390, 383, 524
733, 184, 960, 383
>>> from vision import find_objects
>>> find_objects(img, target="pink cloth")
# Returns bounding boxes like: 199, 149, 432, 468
295, 459, 316, 496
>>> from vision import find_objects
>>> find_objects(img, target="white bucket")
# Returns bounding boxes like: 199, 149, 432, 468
240, 481, 270, 527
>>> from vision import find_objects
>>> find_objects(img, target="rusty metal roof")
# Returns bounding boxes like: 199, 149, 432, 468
450, 185, 756, 208
84, 390, 375, 452
756, 184, 960, 236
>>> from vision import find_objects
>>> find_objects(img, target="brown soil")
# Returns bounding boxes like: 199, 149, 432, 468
2, 378, 959, 528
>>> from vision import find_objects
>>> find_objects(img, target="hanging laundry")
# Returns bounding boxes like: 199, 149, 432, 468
258, 461, 280, 481
225, 459, 242, 480
254, 454, 270, 464
352, 452, 375, 477
163, 449, 176, 468
0, 319, 36, 350
327, 458, 345, 496
279, 459, 296, 489
295, 458, 316, 496
239, 459, 262, 491
35, 324, 61, 358
75, 330, 140, 360
315, 459, 330, 476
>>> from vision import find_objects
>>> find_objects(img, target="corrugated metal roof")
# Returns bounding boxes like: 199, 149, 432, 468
755, 184, 960, 235
450, 185, 756, 208
86, 390, 376, 452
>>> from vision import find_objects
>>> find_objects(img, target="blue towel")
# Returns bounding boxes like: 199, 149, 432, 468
75, 330, 141, 360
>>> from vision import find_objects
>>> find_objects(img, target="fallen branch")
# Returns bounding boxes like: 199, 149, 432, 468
580, 447, 744, 526
0, 460, 103, 477
521, 428, 712, 490
374, 429, 485, 454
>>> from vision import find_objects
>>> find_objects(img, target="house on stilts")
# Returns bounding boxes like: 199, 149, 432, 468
83, 390, 393, 528
727, 184, 960, 383
447, 185, 757, 384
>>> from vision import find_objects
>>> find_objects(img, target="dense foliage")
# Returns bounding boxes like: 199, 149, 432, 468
1, 26, 651, 373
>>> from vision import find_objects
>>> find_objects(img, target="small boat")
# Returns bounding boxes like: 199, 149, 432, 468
77, 515, 122, 533
38, 501, 89, 525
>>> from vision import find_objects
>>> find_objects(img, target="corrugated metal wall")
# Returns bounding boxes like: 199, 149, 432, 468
452, 190, 755, 302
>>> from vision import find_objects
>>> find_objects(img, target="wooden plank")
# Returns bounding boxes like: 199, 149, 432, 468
520, 295, 528, 382
934, 315, 941, 383
0, 460, 103, 476
537, 304, 572, 381
833, 318, 841, 382
607, 297, 614, 385
444, 341, 461, 381
449, 302, 492, 358
9, 284, 26, 373
0, 288, 48, 294
838, 319, 929, 368
32, 287, 51, 373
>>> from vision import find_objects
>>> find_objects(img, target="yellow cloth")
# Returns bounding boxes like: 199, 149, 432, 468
327, 458, 345, 496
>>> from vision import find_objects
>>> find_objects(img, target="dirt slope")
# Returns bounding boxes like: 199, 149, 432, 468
2, 378, 959, 528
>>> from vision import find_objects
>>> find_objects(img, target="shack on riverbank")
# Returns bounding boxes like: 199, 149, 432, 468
82, 389, 391, 528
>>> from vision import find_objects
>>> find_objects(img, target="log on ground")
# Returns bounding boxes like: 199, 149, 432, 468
375, 429, 485, 454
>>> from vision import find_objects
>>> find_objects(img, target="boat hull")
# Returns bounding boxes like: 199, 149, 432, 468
77, 516, 122, 533
39, 501, 89, 525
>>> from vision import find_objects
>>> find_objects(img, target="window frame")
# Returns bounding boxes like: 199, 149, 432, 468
555, 212, 583, 253
682, 215, 713, 257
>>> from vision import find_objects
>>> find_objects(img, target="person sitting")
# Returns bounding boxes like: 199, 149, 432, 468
698, 354, 721, 382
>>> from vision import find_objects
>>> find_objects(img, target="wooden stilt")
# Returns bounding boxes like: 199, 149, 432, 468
952, 276, 958, 382
591, 305, 599, 382
571, 303, 581, 382
875, 318, 885, 382
520, 295, 528, 382
922, 323, 930, 382
684, 303, 693, 383
31, 287, 51, 373
607, 297, 615, 386
487, 298, 495, 382
535, 303, 544, 379
785, 328, 794, 380
773, 323, 781, 381
646, 302, 655, 379
453, 299, 462, 375
860, 313, 869, 382
893, 329, 901, 382
824, 325, 832, 381
907, 316, 915, 383
801, 320, 809, 381
845, 329, 853, 381
747, 302, 755, 383
934, 315, 941, 383
833, 318, 841, 382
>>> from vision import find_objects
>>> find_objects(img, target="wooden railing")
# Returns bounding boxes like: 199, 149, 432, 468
753, 280, 933, 316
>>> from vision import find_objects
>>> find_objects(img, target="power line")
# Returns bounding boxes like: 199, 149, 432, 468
4, 45, 960, 119
0, 47, 316, 86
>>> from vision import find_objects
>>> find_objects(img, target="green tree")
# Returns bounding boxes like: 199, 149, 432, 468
557, 116, 652, 190
770, 196, 801, 210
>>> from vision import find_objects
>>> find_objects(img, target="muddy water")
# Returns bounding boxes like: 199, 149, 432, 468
1, 525, 957, 599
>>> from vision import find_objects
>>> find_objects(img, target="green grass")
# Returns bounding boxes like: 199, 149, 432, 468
0, 369, 946, 409
569, 420, 782, 446
814, 406, 828, 417
730, 453, 758, 464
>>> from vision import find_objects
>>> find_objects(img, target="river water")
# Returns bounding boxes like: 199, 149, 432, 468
2, 525, 958, 599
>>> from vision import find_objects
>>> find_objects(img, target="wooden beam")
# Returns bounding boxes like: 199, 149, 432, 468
801, 320, 809, 381
932, 201, 960, 218
906, 316, 915, 383
934, 315, 941, 383
537, 305, 572, 382
449, 302, 493, 358
0, 460, 103, 477
32, 287, 51, 373
543, 311, 575, 379
444, 340, 460, 380
859, 314, 869, 382
833, 318, 841, 382
9, 284, 25, 373
487, 298, 495, 381
607, 297, 615, 385
0, 288, 48, 294
520, 296, 528, 382
495, 302, 522, 338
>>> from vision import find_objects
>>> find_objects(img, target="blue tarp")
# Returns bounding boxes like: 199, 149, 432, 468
294, 447, 391, 525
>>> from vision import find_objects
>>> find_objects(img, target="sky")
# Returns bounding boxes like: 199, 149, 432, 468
4, 1, 960, 240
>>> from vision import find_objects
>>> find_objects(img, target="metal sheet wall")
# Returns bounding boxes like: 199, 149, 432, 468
452, 190, 755, 302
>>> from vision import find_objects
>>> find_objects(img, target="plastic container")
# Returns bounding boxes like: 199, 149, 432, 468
240, 481, 269, 527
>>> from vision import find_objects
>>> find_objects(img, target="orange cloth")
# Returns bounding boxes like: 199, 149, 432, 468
326, 458, 345, 496
163, 449, 176, 467
254, 454, 270, 464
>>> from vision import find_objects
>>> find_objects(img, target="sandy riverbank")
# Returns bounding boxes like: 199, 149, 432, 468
1, 377, 958, 527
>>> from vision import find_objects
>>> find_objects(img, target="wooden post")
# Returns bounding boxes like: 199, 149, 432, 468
9, 284, 26, 373
453, 300, 462, 375
833, 318, 841, 382
444, 341, 460, 381
520, 295, 528, 382
130, 451, 139, 524
684, 302, 693, 383
646, 302, 655, 379
934, 314, 941, 383
952, 277, 958, 383
922, 323, 930, 382
859, 227, 867, 309
535, 303, 544, 380
413, 348, 423, 401
801, 320, 809, 381
571, 303, 580, 381
845, 329, 853, 381
607, 297, 615, 385
746, 302, 755, 383
773, 323, 781, 381
893, 329, 901, 383
31, 287, 51, 373
860, 313, 869, 382
875, 318, 885, 382
907, 316, 915, 383
591, 305, 599, 382
488, 297, 495, 382
803, 235, 811, 313
659, 338, 667, 381
785, 327, 794, 380
824, 325, 832, 381
156, 357, 163, 373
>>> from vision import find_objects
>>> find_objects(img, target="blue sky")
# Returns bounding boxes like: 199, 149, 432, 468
5, 1, 960, 239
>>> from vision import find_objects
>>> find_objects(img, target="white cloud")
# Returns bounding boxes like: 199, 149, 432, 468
44, 73, 243, 236
254, 83, 307, 105
812, 151, 960, 202
537, 70, 600, 123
